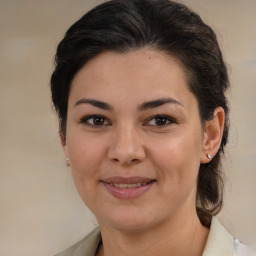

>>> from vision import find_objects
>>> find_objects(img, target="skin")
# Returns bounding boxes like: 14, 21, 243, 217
61, 49, 225, 256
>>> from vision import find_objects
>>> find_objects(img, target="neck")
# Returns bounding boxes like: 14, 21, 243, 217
97, 210, 209, 256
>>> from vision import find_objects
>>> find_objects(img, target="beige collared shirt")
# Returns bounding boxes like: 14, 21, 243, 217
55, 217, 255, 256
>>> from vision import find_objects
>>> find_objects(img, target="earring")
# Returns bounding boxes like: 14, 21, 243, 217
66, 158, 70, 166
206, 153, 212, 159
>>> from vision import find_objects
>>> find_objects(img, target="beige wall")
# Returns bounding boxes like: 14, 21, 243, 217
0, 0, 255, 255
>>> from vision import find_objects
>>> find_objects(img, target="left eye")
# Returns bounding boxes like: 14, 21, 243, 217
146, 115, 175, 127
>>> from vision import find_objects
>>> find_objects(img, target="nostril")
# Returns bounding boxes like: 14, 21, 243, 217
107, 142, 146, 164
111, 157, 140, 165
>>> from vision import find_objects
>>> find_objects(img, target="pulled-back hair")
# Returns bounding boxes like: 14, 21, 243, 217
51, 0, 230, 226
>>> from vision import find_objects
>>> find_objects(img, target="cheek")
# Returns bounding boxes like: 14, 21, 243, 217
67, 133, 107, 179
66, 134, 108, 207
148, 130, 203, 180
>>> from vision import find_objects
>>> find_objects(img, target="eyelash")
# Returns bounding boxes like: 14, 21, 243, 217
80, 115, 111, 128
80, 114, 176, 128
145, 114, 176, 127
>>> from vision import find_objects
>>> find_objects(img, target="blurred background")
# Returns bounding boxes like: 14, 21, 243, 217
0, 0, 255, 255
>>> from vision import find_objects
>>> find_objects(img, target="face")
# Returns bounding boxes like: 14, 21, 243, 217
63, 49, 208, 232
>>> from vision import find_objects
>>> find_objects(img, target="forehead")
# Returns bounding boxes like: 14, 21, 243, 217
69, 49, 195, 108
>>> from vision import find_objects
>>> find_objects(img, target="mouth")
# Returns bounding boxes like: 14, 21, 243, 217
101, 177, 156, 199
107, 182, 151, 188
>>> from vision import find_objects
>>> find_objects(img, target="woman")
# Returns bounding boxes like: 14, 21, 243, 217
51, 0, 254, 255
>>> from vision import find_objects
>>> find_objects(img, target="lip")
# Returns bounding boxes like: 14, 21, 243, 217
101, 176, 156, 199
102, 176, 153, 184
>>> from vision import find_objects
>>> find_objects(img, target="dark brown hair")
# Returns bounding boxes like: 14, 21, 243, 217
51, 0, 230, 226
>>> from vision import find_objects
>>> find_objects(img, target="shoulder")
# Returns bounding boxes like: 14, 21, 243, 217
54, 227, 101, 256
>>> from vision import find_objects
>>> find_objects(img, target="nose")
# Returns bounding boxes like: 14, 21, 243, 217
107, 124, 146, 166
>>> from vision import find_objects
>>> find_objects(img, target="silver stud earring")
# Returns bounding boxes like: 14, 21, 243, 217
206, 153, 212, 159
66, 158, 70, 166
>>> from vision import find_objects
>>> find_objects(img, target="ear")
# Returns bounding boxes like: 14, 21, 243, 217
59, 130, 69, 159
201, 107, 225, 164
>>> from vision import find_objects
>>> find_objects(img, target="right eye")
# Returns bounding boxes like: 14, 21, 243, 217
81, 115, 110, 127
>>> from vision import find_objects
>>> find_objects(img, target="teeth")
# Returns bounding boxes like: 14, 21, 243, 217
109, 182, 148, 188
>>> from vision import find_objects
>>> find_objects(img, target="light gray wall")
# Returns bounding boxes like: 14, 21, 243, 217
0, 1, 255, 255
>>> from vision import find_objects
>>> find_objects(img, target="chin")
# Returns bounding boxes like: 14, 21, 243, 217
112, 220, 153, 233
98, 209, 156, 232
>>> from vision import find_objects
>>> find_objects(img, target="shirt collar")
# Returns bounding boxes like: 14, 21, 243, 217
73, 227, 101, 256
203, 216, 233, 256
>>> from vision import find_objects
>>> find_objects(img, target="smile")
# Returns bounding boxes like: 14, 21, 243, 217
108, 182, 149, 188
101, 177, 155, 199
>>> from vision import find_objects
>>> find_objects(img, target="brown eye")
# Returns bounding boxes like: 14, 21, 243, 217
81, 115, 110, 127
92, 116, 105, 125
146, 115, 175, 127
155, 117, 168, 126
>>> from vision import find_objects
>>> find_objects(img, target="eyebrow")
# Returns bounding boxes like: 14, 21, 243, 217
74, 98, 113, 110
73, 97, 183, 111
138, 97, 184, 111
